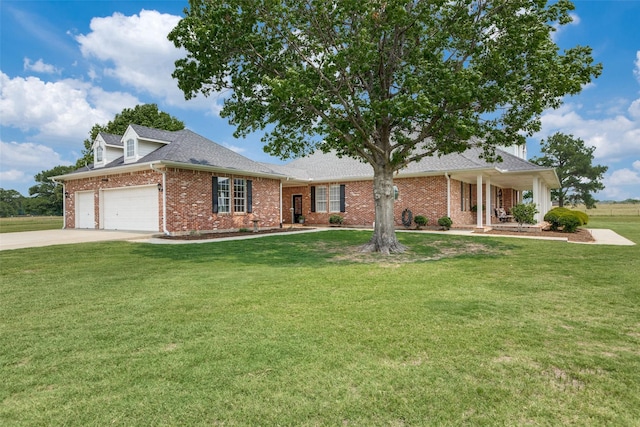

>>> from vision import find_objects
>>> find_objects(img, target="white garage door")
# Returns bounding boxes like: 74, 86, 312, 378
76, 191, 95, 229
103, 186, 159, 231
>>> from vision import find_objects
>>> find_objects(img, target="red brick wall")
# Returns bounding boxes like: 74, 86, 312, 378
283, 176, 482, 228
164, 169, 281, 233
64, 167, 518, 232
63, 167, 281, 234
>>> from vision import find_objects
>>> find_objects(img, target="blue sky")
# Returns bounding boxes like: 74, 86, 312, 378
1, 1, 639, 200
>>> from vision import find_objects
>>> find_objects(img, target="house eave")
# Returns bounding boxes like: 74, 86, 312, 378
51, 161, 290, 182
158, 161, 289, 180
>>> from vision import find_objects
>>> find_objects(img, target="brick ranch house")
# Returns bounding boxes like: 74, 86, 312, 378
52, 124, 559, 235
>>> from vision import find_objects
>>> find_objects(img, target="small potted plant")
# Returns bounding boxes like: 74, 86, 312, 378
329, 214, 344, 226
298, 215, 305, 224
414, 215, 428, 230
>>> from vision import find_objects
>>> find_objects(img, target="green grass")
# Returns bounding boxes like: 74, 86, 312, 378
0, 216, 63, 233
1, 219, 639, 425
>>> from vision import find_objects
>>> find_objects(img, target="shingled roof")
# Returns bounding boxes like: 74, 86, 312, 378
62, 124, 556, 189
280, 147, 548, 181
87, 128, 282, 177
98, 132, 123, 147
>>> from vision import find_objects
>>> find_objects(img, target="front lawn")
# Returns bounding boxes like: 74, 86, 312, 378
1, 219, 638, 425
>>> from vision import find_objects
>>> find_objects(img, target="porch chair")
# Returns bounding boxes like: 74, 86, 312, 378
495, 208, 512, 222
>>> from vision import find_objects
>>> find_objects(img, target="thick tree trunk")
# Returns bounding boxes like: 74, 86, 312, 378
360, 165, 406, 254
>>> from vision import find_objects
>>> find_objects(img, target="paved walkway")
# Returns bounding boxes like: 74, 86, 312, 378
0, 229, 156, 251
0, 227, 634, 251
399, 228, 635, 245
585, 228, 636, 246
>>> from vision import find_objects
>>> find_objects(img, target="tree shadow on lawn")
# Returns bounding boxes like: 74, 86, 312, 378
131, 230, 518, 267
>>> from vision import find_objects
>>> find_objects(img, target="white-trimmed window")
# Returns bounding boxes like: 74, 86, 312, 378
315, 185, 327, 212
329, 184, 341, 212
95, 146, 103, 163
126, 138, 135, 158
217, 177, 230, 213
233, 178, 246, 213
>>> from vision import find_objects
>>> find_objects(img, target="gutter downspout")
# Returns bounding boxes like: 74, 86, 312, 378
444, 172, 451, 218
280, 181, 283, 227
51, 177, 66, 229
150, 163, 169, 235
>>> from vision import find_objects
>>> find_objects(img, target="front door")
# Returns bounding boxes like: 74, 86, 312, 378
293, 195, 303, 223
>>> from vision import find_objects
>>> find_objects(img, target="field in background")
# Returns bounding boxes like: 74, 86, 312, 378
0, 216, 63, 233
573, 203, 640, 216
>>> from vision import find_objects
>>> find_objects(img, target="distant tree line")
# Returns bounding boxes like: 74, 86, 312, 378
1, 165, 76, 217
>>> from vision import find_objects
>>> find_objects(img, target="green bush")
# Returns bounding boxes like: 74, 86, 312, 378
437, 216, 452, 230
574, 210, 589, 225
544, 210, 562, 231
544, 207, 573, 230
329, 214, 343, 225
510, 203, 538, 231
559, 213, 581, 233
414, 215, 428, 229
544, 207, 586, 233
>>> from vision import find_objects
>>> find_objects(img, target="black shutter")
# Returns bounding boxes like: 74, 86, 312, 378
340, 184, 346, 212
310, 186, 316, 213
212, 177, 218, 213
247, 180, 253, 213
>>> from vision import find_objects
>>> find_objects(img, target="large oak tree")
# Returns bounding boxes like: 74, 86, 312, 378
169, 0, 601, 254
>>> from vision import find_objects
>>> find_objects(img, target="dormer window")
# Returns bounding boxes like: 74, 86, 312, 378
96, 146, 104, 163
126, 138, 135, 158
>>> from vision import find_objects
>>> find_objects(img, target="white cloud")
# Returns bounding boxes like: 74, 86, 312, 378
534, 101, 640, 162
634, 51, 640, 83
0, 169, 27, 185
76, 10, 184, 102
23, 58, 60, 74
606, 167, 640, 186
75, 9, 226, 112
0, 72, 139, 142
599, 163, 640, 200
627, 99, 640, 119
0, 140, 72, 190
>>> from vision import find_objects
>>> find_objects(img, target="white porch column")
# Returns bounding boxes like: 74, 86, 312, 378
476, 174, 483, 228
485, 177, 492, 226
532, 177, 541, 223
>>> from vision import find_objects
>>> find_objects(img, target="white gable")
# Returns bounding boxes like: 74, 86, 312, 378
92, 133, 124, 168
121, 125, 170, 164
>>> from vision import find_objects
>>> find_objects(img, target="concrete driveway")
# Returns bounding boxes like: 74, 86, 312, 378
0, 229, 157, 251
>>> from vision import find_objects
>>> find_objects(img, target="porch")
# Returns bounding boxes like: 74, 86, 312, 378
450, 167, 558, 231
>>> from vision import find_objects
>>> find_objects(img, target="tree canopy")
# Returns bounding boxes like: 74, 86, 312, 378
531, 132, 607, 209
28, 165, 77, 216
76, 104, 185, 168
169, 0, 601, 253
0, 189, 25, 217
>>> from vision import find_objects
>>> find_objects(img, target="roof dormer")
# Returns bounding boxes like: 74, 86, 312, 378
93, 132, 124, 168
122, 124, 172, 164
